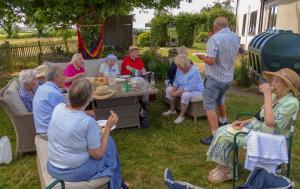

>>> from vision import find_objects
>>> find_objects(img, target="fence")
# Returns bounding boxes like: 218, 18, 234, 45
0, 39, 78, 72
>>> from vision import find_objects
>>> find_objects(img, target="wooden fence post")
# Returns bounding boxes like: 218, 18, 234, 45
3, 41, 11, 71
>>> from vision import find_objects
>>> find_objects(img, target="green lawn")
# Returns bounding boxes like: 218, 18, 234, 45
1, 78, 300, 188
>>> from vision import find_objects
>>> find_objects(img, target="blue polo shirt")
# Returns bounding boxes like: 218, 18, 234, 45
33, 81, 66, 134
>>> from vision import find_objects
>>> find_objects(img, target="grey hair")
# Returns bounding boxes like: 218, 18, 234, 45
213, 16, 229, 29
71, 53, 83, 64
68, 79, 93, 108
174, 54, 191, 67
47, 66, 63, 82
176, 46, 188, 56
19, 69, 36, 88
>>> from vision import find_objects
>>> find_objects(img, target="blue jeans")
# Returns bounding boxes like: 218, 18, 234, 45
203, 75, 232, 111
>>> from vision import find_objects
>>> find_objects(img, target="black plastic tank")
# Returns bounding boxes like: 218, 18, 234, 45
248, 30, 300, 79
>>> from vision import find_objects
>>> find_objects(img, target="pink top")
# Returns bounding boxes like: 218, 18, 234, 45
64, 63, 85, 88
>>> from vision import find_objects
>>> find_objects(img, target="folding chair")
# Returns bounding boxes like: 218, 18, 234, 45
231, 111, 298, 189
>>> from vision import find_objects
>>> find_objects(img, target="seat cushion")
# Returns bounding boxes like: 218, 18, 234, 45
84, 59, 102, 77
3, 79, 28, 113
191, 95, 203, 102
35, 136, 109, 189
43, 61, 69, 70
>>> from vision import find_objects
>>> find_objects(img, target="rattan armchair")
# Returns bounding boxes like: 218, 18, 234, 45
0, 79, 36, 155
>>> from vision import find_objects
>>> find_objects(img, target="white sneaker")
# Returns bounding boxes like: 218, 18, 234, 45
174, 116, 185, 124
163, 110, 177, 116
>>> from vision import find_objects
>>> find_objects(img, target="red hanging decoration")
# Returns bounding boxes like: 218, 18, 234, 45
76, 6, 105, 59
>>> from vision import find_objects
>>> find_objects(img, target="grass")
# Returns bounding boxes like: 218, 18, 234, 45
1, 77, 300, 189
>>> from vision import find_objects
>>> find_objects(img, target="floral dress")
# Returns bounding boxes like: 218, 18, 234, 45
206, 93, 299, 166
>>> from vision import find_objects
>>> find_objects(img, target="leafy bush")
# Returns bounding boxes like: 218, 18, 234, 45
140, 49, 169, 80
175, 13, 197, 47
150, 13, 173, 47
234, 56, 252, 87
137, 32, 151, 47
195, 32, 209, 43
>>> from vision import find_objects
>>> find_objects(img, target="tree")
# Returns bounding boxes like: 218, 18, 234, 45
196, 1, 235, 32
14, 0, 192, 27
0, 5, 20, 38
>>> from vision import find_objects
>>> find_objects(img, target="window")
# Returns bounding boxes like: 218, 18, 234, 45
267, 4, 278, 30
248, 11, 258, 35
242, 14, 247, 36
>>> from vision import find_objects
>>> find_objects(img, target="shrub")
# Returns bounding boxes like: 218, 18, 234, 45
150, 13, 173, 47
175, 13, 197, 47
234, 56, 252, 87
137, 32, 151, 47
141, 49, 169, 80
195, 32, 209, 43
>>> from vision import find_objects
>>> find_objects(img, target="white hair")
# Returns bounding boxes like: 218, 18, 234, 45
71, 53, 83, 64
174, 54, 191, 67
19, 69, 36, 88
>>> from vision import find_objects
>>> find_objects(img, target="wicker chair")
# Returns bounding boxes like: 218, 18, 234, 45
0, 78, 36, 155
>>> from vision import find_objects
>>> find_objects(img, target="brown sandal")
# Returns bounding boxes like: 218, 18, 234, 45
208, 169, 232, 183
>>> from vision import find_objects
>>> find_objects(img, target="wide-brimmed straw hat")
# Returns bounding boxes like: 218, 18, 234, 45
93, 86, 116, 100
129, 45, 139, 51
35, 64, 48, 78
263, 68, 300, 97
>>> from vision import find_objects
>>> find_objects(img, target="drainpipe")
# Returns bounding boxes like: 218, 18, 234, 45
258, 0, 265, 33
235, 0, 240, 33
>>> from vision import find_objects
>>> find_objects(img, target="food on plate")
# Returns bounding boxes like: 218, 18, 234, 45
95, 77, 108, 85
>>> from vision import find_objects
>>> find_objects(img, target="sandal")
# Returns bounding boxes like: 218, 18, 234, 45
209, 165, 222, 176
121, 181, 129, 189
208, 169, 232, 183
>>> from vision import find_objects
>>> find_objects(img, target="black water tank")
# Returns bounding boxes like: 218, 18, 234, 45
248, 30, 300, 79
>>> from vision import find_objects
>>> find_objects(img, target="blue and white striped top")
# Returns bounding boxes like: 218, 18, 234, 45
205, 28, 240, 83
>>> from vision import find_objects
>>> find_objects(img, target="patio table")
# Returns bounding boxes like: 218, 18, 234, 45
92, 79, 158, 129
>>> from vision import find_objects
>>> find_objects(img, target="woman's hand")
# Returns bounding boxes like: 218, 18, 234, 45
106, 111, 118, 129
231, 120, 244, 130
259, 83, 272, 96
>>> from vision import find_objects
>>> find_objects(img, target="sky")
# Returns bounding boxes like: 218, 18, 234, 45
131, 0, 237, 28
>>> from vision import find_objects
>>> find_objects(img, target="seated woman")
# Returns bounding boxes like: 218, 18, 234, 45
163, 54, 204, 124
99, 54, 120, 77
47, 79, 128, 189
206, 68, 300, 183
165, 46, 192, 87
19, 69, 37, 112
64, 53, 85, 89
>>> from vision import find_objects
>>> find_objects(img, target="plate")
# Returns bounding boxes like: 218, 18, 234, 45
116, 78, 126, 82
192, 52, 207, 56
97, 120, 116, 131
226, 125, 249, 134
119, 75, 130, 79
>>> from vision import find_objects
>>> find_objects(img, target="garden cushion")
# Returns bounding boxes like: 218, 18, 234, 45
190, 95, 203, 102
35, 135, 109, 189
43, 59, 123, 78
3, 79, 28, 113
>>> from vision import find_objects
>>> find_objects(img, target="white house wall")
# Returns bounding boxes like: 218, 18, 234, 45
263, 0, 300, 33
237, 0, 261, 50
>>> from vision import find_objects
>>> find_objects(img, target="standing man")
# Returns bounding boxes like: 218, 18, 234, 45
196, 17, 240, 145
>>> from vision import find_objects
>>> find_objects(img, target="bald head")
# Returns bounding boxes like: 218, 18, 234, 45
213, 16, 229, 30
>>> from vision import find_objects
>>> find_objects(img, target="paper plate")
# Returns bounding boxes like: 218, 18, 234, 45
97, 120, 116, 131
226, 126, 249, 134
116, 78, 126, 82
192, 52, 207, 56
119, 75, 130, 79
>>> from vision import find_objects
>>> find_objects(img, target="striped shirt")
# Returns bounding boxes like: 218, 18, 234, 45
205, 28, 240, 82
